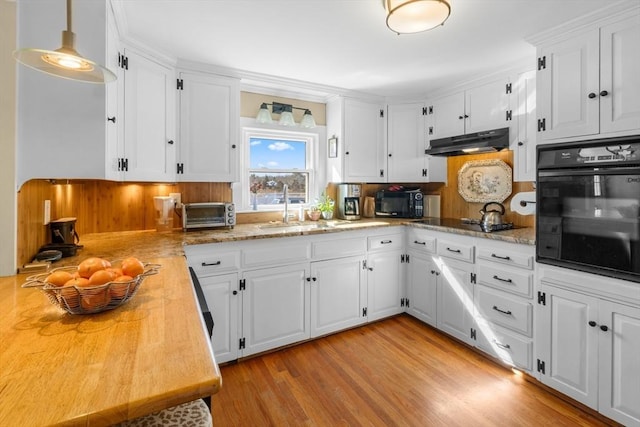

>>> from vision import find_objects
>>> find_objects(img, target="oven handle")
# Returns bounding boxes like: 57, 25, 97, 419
539, 166, 640, 177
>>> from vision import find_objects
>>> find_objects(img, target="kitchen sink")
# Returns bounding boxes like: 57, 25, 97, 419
257, 221, 309, 229
257, 220, 352, 230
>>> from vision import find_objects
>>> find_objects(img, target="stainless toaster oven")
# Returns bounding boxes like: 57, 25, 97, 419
182, 202, 235, 230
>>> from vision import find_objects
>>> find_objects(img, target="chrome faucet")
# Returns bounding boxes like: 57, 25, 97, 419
282, 184, 289, 223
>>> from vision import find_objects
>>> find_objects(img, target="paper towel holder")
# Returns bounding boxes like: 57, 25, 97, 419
519, 200, 536, 207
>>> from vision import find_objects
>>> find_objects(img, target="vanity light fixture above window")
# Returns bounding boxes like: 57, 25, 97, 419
383, 0, 451, 35
256, 102, 316, 128
13, 0, 117, 84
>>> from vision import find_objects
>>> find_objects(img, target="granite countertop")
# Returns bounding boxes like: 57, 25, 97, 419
48, 218, 533, 266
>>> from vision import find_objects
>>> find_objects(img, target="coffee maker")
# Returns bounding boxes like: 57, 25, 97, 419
337, 184, 361, 220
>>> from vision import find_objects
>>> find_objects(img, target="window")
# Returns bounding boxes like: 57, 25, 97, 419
235, 126, 318, 212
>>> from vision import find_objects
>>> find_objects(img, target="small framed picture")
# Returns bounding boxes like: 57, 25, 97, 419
328, 137, 338, 158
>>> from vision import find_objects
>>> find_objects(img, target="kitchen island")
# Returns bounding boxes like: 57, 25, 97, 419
0, 256, 220, 426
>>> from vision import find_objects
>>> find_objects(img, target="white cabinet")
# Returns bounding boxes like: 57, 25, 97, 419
115, 47, 176, 182
177, 71, 240, 182
387, 103, 446, 183
512, 70, 537, 182
326, 96, 387, 183
437, 257, 476, 346
310, 256, 366, 338
536, 11, 640, 141
537, 267, 640, 427
426, 79, 511, 140
406, 228, 438, 327
241, 264, 310, 357
199, 273, 240, 363
16, 0, 118, 187
365, 230, 404, 321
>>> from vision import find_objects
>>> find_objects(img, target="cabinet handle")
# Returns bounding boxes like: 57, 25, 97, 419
464, 114, 469, 118
380, 240, 393, 244
345, 151, 350, 155
492, 275, 513, 284
599, 90, 609, 97
494, 341, 511, 350
600, 325, 609, 332
388, 153, 392, 157
201, 261, 221, 266
446, 247, 461, 254
232, 290, 238, 295
167, 140, 174, 145
413, 240, 426, 245
458, 115, 464, 120
107, 116, 116, 123
517, 141, 524, 146
492, 305, 512, 316
588, 321, 597, 327
491, 253, 511, 261
588, 92, 597, 99
232, 144, 236, 148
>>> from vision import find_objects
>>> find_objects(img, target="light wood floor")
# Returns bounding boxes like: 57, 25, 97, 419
212, 315, 616, 426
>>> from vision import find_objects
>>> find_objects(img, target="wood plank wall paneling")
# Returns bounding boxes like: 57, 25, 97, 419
16, 151, 533, 268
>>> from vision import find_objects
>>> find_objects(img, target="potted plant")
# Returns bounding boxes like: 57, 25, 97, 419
316, 192, 335, 220
307, 204, 321, 221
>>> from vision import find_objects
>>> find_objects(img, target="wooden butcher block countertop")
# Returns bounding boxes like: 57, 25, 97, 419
0, 256, 220, 427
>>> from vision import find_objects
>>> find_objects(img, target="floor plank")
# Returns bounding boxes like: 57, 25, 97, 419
212, 315, 616, 426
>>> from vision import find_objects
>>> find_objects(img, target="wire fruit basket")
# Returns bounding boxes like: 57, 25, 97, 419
22, 262, 161, 315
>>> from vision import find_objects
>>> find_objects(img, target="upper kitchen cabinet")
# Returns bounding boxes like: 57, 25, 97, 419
387, 103, 446, 183
16, 0, 118, 188
512, 70, 537, 182
176, 71, 240, 182
426, 78, 511, 141
111, 47, 176, 182
534, 8, 640, 141
326, 96, 387, 183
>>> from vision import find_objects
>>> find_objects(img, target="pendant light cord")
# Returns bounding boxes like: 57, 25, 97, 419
66, 0, 72, 32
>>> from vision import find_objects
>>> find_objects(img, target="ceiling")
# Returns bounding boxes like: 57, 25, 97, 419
114, 0, 632, 100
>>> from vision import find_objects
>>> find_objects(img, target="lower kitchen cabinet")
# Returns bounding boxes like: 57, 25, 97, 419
436, 257, 475, 346
537, 277, 640, 427
366, 231, 405, 322
406, 251, 438, 327
199, 273, 239, 364
310, 256, 366, 338
241, 264, 311, 357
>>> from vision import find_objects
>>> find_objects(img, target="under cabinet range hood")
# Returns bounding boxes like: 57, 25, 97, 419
425, 127, 510, 156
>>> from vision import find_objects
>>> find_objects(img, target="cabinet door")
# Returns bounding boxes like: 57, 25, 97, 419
598, 300, 640, 427
427, 92, 465, 140
343, 99, 387, 182
241, 264, 310, 357
537, 31, 600, 140
122, 49, 176, 182
200, 273, 239, 364
465, 79, 510, 134
513, 70, 537, 182
310, 256, 366, 338
387, 103, 427, 182
178, 72, 239, 182
406, 252, 437, 327
436, 258, 475, 346
537, 284, 599, 409
366, 251, 403, 321
600, 14, 640, 135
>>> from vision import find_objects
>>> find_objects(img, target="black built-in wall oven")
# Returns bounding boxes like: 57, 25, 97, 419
536, 135, 640, 283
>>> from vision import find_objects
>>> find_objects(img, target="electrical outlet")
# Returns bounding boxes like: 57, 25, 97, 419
44, 200, 51, 225
169, 193, 181, 207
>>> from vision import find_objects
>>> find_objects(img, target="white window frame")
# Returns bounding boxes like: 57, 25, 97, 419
233, 118, 326, 212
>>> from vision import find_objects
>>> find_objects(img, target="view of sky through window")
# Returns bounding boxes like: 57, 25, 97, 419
250, 137, 306, 169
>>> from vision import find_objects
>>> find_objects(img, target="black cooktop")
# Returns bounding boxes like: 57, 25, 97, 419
412, 217, 519, 233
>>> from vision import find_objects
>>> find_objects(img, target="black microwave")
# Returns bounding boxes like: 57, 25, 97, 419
375, 190, 423, 218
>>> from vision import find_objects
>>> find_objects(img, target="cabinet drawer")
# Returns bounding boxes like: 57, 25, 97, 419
477, 264, 533, 298
406, 229, 436, 253
312, 236, 366, 260
242, 239, 311, 268
477, 247, 533, 270
367, 233, 404, 252
475, 321, 533, 371
475, 286, 532, 336
188, 251, 241, 276
437, 239, 474, 263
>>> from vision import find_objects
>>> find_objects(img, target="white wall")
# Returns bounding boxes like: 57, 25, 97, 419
0, 0, 17, 276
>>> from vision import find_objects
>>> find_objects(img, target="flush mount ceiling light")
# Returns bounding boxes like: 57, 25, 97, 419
13, 0, 116, 84
256, 102, 317, 128
384, 0, 451, 34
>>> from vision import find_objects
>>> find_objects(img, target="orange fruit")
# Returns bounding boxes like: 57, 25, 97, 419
45, 270, 73, 287
110, 275, 134, 299
77, 257, 111, 279
121, 257, 144, 278
63, 277, 90, 288
81, 291, 110, 310
109, 267, 123, 277
88, 269, 117, 286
